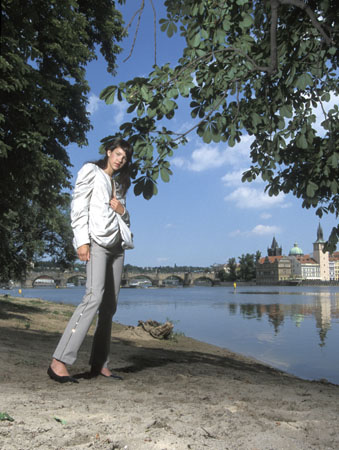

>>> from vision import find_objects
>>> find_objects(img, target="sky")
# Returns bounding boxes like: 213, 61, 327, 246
67, 1, 338, 268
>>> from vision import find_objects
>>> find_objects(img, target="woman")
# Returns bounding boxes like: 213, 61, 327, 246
48, 138, 133, 383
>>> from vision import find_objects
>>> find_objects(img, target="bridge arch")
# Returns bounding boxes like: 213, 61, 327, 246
32, 274, 56, 287
192, 276, 215, 286
64, 274, 86, 286
161, 275, 184, 287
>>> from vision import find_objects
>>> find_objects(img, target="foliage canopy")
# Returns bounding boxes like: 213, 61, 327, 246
0, 0, 125, 280
101, 0, 339, 251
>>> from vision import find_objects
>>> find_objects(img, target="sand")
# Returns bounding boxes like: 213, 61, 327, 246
0, 294, 338, 450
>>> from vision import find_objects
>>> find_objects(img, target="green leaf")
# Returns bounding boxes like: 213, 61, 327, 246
188, 32, 201, 48
280, 104, 293, 118
147, 107, 157, 118
134, 178, 145, 196
140, 85, 150, 101
330, 180, 338, 194
127, 103, 137, 114
328, 152, 338, 168
100, 86, 116, 104
295, 73, 313, 90
0, 412, 14, 422
160, 167, 170, 182
306, 181, 318, 198
296, 134, 308, 149
241, 14, 253, 28
321, 92, 331, 102
144, 179, 155, 200
137, 103, 145, 117
203, 127, 212, 144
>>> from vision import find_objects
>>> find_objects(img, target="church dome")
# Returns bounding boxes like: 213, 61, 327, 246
289, 242, 304, 256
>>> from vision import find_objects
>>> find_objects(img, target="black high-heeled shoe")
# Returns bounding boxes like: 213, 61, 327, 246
90, 366, 123, 380
47, 366, 79, 384
99, 372, 123, 380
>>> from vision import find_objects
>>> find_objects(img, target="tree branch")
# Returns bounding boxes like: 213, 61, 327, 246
149, 0, 157, 66
170, 90, 229, 141
123, 0, 145, 63
269, 0, 279, 74
278, 0, 333, 45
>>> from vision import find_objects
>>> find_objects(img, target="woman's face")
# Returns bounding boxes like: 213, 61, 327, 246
107, 147, 127, 173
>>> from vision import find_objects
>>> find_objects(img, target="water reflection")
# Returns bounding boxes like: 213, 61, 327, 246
228, 292, 338, 347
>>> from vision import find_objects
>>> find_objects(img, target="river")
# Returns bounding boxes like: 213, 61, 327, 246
2, 285, 339, 385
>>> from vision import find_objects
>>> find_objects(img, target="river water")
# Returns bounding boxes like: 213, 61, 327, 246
2, 285, 339, 385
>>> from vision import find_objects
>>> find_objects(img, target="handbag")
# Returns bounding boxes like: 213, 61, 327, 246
112, 180, 134, 250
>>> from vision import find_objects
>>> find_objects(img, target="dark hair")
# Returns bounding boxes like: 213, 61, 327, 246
92, 138, 133, 196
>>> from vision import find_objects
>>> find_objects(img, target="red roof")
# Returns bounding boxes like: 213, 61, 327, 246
296, 255, 317, 264
258, 256, 283, 264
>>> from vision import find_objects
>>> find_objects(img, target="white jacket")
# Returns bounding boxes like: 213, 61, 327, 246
71, 163, 130, 249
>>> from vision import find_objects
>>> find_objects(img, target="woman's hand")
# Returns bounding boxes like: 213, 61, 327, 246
77, 244, 90, 261
110, 196, 125, 215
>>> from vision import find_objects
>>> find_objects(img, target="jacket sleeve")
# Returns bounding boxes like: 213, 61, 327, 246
71, 164, 97, 249
114, 180, 130, 226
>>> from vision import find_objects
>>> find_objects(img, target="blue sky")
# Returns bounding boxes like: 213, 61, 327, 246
68, 2, 338, 268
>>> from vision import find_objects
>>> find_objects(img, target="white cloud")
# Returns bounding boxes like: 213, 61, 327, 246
251, 224, 280, 235
224, 186, 286, 209
112, 100, 128, 125
188, 144, 229, 171
260, 212, 272, 220
86, 94, 101, 114
229, 224, 280, 238
221, 169, 245, 186
171, 157, 186, 168
171, 134, 253, 172
221, 168, 262, 187
223, 134, 253, 167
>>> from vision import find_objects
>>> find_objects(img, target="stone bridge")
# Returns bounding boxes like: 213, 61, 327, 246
22, 270, 218, 288
123, 271, 218, 287
22, 270, 86, 288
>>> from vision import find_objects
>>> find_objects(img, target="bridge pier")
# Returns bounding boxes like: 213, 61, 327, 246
21, 279, 33, 289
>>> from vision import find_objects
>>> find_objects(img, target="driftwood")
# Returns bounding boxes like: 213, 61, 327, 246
137, 319, 173, 340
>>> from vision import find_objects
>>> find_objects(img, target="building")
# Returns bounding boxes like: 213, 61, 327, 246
329, 253, 339, 281
256, 255, 292, 284
312, 223, 330, 281
267, 237, 282, 256
256, 225, 338, 284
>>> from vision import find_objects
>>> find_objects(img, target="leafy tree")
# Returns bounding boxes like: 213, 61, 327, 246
255, 250, 262, 263
216, 269, 227, 282
100, 0, 339, 251
227, 257, 238, 281
238, 253, 256, 281
0, 0, 125, 280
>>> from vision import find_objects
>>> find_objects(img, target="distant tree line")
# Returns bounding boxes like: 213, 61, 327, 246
217, 251, 262, 282
33, 261, 86, 273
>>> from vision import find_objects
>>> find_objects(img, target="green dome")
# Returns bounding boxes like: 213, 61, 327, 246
289, 242, 304, 256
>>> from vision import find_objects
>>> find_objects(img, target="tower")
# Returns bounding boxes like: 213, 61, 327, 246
267, 237, 282, 256
313, 223, 330, 281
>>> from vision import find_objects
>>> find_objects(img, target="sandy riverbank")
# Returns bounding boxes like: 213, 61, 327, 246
0, 294, 338, 450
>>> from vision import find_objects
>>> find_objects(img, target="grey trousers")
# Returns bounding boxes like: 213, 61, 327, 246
53, 239, 124, 368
